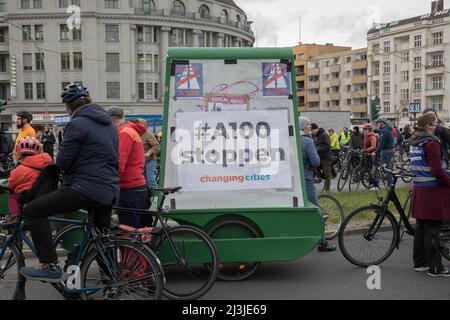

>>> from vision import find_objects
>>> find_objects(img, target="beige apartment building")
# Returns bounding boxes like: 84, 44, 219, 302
0, 0, 254, 130
305, 47, 369, 123
367, 0, 449, 126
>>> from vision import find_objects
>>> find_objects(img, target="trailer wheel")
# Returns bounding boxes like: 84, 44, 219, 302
208, 219, 262, 282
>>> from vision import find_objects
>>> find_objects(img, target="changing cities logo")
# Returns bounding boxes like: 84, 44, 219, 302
262, 62, 291, 97
175, 64, 204, 98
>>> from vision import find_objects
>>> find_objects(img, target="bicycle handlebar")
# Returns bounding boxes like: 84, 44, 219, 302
381, 166, 415, 178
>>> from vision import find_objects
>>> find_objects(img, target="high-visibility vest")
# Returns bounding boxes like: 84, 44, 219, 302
340, 132, 350, 145
410, 139, 448, 187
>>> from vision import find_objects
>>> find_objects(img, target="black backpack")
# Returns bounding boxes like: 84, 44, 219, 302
19, 165, 60, 205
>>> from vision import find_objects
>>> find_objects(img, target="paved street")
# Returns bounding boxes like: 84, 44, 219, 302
21, 235, 450, 300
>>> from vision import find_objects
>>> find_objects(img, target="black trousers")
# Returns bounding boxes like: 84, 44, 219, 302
24, 187, 112, 264
413, 220, 444, 274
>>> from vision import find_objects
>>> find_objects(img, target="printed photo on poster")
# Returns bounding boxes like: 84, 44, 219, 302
205, 94, 250, 112
262, 62, 291, 97
175, 63, 204, 98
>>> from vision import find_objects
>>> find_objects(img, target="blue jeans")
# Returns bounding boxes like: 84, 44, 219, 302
306, 179, 327, 246
381, 152, 394, 186
145, 160, 158, 191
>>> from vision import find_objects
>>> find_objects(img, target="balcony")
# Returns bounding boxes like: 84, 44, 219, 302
426, 43, 447, 54
352, 75, 368, 84
307, 82, 320, 90
0, 42, 8, 53
426, 88, 445, 96
352, 60, 368, 70
351, 90, 367, 99
330, 65, 341, 73
352, 104, 368, 113
308, 94, 320, 102
330, 93, 341, 101
308, 68, 320, 76
330, 79, 340, 86
425, 65, 445, 75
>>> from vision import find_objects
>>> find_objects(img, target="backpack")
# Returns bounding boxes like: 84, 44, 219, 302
19, 165, 60, 205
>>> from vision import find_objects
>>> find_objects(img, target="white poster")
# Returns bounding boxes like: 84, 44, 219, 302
173, 110, 292, 192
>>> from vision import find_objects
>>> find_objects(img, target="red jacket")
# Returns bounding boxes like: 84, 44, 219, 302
363, 132, 377, 153
412, 140, 450, 221
8, 153, 53, 194
118, 123, 147, 189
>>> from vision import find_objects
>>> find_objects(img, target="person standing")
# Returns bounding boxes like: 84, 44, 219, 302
409, 113, 450, 277
57, 131, 63, 148
362, 124, 379, 190
311, 123, 332, 192
329, 129, 340, 173
349, 126, 364, 150
374, 117, 395, 186
14, 111, 36, 161
41, 126, 56, 159
107, 107, 149, 228
339, 127, 351, 146
299, 118, 336, 252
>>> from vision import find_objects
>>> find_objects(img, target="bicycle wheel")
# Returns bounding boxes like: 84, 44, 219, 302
208, 220, 261, 282
337, 164, 351, 192
338, 205, 399, 267
79, 240, 163, 300
361, 167, 372, 190
318, 195, 345, 240
401, 159, 412, 183
154, 226, 219, 300
349, 166, 362, 192
0, 236, 25, 300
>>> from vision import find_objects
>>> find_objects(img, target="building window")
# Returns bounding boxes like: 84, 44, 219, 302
414, 35, 422, 47
414, 57, 422, 70
402, 108, 409, 117
136, 53, 153, 72
137, 26, 158, 43
34, 25, 44, 41
60, 24, 70, 41
24, 83, 33, 99
199, 4, 210, 19
0, 28, 6, 43
61, 82, 70, 90
373, 82, 380, 96
401, 70, 409, 82
384, 102, 390, 113
432, 75, 443, 89
36, 82, 45, 99
401, 89, 409, 100
106, 53, 120, 72
33, 0, 42, 8
73, 27, 82, 40
59, 0, 69, 7
0, 55, 6, 72
105, 25, 119, 42
35, 53, 44, 71
374, 61, 380, 75
0, 0, 6, 11
199, 31, 213, 47
383, 41, 390, 53
384, 81, 390, 94
432, 32, 443, 45
107, 82, 120, 99
431, 97, 443, 111
346, 70, 352, 78
172, 0, 185, 15
141, 0, 155, 14
414, 78, 422, 91
431, 54, 443, 67
401, 51, 409, 63
383, 61, 390, 74
138, 82, 159, 100
105, 0, 118, 9
21, 0, 30, 9
23, 53, 32, 71
22, 25, 32, 41
73, 52, 82, 70
61, 52, 70, 70
170, 28, 188, 46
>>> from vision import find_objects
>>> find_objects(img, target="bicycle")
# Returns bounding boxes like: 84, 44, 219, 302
337, 149, 362, 192
318, 194, 344, 240
338, 167, 450, 267
0, 201, 164, 300
113, 187, 220, 300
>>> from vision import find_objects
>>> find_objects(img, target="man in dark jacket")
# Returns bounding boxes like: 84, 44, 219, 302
374, 116, 395, 186
20, 83, 119, 283
423, 108, 450, 161
311, 123, 332, 192
349, 126, 364, 150
41, 125, 56, 159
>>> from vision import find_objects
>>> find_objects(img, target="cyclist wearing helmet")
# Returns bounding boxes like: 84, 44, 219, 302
14, 111, 36, 161
20, 83, 119, 282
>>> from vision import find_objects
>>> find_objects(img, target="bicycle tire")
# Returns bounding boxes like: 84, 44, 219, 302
154, 225, 219, 300
0, 236, 25, 300
337, 164, 351, 192
318, 194, 345, 240
401, 159, 412, 183
349, 165, 362, 192
208, 219, 261, 282
338, 205, 399, 267
79, 240, 163, 300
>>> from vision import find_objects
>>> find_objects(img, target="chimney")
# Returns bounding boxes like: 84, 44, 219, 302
431, 0, 444, 13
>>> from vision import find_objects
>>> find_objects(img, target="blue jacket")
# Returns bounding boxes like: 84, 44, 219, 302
56, 104, 120, 205
301, 132, 321, 182
376, 124, 395, 155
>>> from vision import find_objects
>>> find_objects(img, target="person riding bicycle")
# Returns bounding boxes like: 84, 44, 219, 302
374, 116, 395, 186
362, 124, 379, 190
14, 111, 36, 162
20, 83, 119, 282
299, 118, 336, 252
1, 137, 53, 226
409, 113, 450, 277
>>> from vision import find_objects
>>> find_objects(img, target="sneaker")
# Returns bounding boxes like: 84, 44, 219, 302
427, 268, 450, 277
369, 186, 380, 191
20, 264, 64, 283
414, 266, 429, 272
318, 244, 337, 252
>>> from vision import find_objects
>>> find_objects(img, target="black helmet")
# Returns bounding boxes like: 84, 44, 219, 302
17, 111, 33, 122
61, 83, 90, 104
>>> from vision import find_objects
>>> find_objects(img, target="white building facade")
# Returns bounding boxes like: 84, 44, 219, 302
0, 0, 254, 130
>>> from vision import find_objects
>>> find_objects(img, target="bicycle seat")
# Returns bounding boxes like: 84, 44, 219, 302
154, 187, 182, 195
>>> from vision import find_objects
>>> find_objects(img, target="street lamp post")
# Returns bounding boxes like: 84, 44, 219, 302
0, 18, 49, 120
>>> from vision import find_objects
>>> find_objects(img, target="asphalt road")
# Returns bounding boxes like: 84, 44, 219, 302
20, 235, 450, 300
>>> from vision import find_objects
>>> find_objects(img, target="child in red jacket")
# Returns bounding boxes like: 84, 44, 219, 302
3, 136, 53, 225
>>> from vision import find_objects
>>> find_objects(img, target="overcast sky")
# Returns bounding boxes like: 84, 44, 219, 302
236, 0, 440, 48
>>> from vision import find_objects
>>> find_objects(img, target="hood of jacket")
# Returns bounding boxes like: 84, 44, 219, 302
316, 128, 326, 136
72, 104, 113, 126
21, 153, 53, 171
119, 122, 147, 136
409, 131, 440, 147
